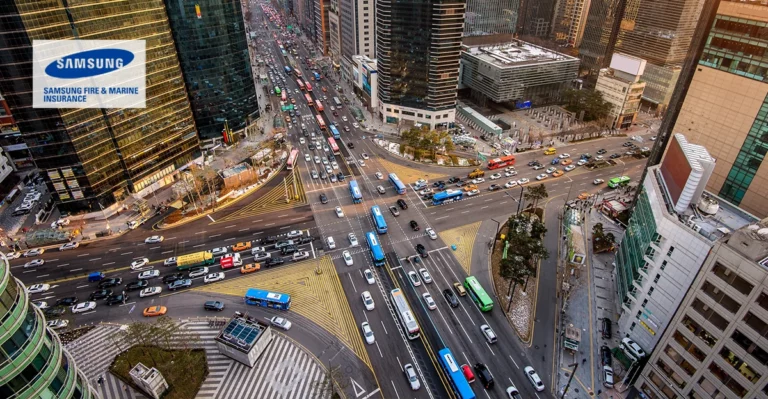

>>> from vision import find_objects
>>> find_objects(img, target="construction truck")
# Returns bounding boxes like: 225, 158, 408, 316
468, 169, 485, 179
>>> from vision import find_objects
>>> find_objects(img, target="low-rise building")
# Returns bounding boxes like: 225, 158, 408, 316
215, 314, 274, 367
595, 53, 647, 129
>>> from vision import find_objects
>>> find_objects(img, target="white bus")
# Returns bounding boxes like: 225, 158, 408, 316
391, 288, 420, 340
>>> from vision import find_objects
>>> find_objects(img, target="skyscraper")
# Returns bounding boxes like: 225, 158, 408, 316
578, 0, 628, 77
376, 0, 465, 129
667, 1, 768, 218
464, 0, 520, 36
0, 258, 99, 398
314, 0, 331, 54
518, 0, 557, 37
339, 0, 376, 81
551, 0, 592, 47
164, 0, 259, 140
0, 1, 199, 212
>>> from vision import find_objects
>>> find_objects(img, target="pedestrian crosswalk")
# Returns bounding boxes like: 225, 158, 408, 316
64, 319, 328, 399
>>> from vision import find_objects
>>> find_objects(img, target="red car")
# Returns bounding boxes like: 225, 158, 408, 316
461, 364, 475, 383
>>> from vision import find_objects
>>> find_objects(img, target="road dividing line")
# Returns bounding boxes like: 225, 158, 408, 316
225, 225, 237, 229
207, 215, 216, 222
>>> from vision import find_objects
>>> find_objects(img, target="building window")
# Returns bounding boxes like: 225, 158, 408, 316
731, 329, 768, 365
672, 330, 706, 362
667, 246, 675, 257
698, 376, 723, 398
708, 362, 748, 397
654, 274, 661, 283
661, 260, 668, 271
417, 114, 423, 117
364, 13, 369, 16
743, 311, 768, 337
648, 287, 655, 296
646, 372, 676, 399
711, 263, 754, 296
701, 281, 741, 313
637, 311, 643, 319
630, 322, 636, 331
642, 299, 648, 308
719, 347, 761, 383
691, 299, 729, 331
681, 315, 718, 347
757, 292, 768, 312
664, 345, 697, 376
656, 358, 687, 388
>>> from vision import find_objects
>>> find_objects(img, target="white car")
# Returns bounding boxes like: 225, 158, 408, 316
595, 155, 604, 161
299, 137, 305, 144
546, 167, 557, 174
418, 268, 433, 284
565, 165, 576, 172
426, 228, 437, 240
164, 257, 177, 266
322, 158, 329, 165
323, 145, 330, 152
361, 322, 375, 344
506, 385, 522, 399
4, 251, 21, 259
593, 178, 605, 185
211, 247, 228, 256
47, 319, 69, 330
253, 252, 271, 262
517, 178, 529, 185
404, 364, 421, 391
348, 233, 359, 247
559, 153, 570, 159
342, 116, 348, 122
286, 230, 303, 239
466, 189, 480, 197
59, 242, 79, 251
361, 153, 369, 160
24, 259, 45, 268
577, 159, 588, 166
127, 220, 140, 229
130, 258, 150, 270
204, 272, 225, 284
335, 206, 344, 218
536, 174, 548, 181
188, 267, 209, 278
423, 293, 437, 310
71, 301, 97, 314
304, 154, 311, 162
23, 248, 44, 257
419, 188, 433, 195
342, 250, 353, 266
504, 170, 517, 177
139, 287, 162, 297
505, 180, 518, 189
471, 177, 485, 184
54, 218, 70, 226
32, 301, 48, 309
364, 269, 375, 284
358, 159, 366, 167
375, 172, 384, 180
138, 269, 160, 280
332, 161, 339, 170
270, 316, 292, 330
314, 156, 321, 164
524, 366, 545, 392
353, 122, 359, 128
361, 291, 375, 311
292, 251, 310, 261
27, 283, 50, 294
408, 271, 422, 287
144, 236, 164, 244
489, 173, 502, 180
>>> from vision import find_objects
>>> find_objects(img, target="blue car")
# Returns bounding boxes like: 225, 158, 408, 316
551, 157, 560, 165
168, 279, 192, 291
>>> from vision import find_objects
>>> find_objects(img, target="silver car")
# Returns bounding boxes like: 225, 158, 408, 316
404, 364, 421, 390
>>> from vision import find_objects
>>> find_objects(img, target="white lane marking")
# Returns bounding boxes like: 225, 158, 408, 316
207, 215, 216, 222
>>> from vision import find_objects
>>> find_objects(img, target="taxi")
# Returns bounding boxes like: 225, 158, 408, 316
552, 170, 564, 178
462, 184, 478, 192
232, 242, 252, 252
322, 86, 327, 93
544, 147, 556, 155
578, 192, 591, 200
240, 263, 261, 274
561, 159, 573, 166
143, 305, 167, 317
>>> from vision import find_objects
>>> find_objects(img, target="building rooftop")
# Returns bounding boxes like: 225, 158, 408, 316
215, 315, 268, 353
462, 40, 577, 68
725, 218, 768, 266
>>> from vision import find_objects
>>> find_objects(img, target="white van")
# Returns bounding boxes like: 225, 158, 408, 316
326, 236, 336, 249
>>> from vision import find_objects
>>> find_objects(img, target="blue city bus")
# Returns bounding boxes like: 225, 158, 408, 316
284, 65, 291, 74
313, 71, 321, 81
432, 189, 463, 205
388, 173, 406, 195
329, 124, 341, 140
244, 288, 291, 310
366, 232, 385, 267
437, 348, 476, 399
349, 180, 362, 203
371, 205, 387, 234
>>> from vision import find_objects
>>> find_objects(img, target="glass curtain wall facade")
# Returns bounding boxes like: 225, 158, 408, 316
519, 0, 556, 37
0, 259, 98, 398
464, 0, 519, 36
616, 190, 657, 307
164, 0, 259, 140
578, 0, 627, 77
0, 0, 199, 212
376, 0, 465, 112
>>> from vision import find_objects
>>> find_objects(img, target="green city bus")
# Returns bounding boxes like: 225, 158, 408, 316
464, 276, 493, 312
607, 176, 631, 188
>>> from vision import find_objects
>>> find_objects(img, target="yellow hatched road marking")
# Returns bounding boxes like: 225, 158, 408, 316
213, 167, 308, 223
374, 158, 447, 184
438, 221, 482, 275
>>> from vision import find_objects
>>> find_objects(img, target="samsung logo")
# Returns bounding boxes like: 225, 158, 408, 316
45, 49, 134, 79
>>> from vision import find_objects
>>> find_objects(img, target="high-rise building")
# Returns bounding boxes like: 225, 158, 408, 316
338, 0, 375, 81
0, 1, 200, 212
518, 0, 557, 37
464, 0, 520, 37
635, 217, 768, 399
164, 0, 259, 140
614, 0, 707, 109
578, 0, 628, 77
668, 1, 768, 218
595, 53, 646, 129
0, 258, 99, 398
552, 0, 591, 47
314, 0, 331, 54
376, 0, 465, 129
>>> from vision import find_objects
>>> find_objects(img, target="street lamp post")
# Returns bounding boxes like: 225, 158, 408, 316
560, 362, 579, 399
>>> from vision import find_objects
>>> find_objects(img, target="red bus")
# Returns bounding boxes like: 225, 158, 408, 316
281, 91, 286, 101
327, 137, 340, 155
487, 155, 516, 170
294, 69, 302, 78
286, 148, 299, 170
315, 100, 324, 111
305, 93, 313, 105
305, 82, 313, 92
316, 115, 326, 130
297, 79, 305, 91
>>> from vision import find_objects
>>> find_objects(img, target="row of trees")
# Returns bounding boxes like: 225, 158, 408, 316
561, 89, 612, 123
592, 223, 617, 253
399, 127, 455, 160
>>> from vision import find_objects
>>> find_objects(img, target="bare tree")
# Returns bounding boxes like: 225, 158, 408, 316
312, 364, 348, 399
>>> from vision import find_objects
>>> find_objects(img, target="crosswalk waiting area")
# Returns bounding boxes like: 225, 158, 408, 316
64, 320, 328, 399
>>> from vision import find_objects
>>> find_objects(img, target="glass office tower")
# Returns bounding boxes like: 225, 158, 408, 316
0, 0, 199, 212
464, 0, 519, 36
164, 0, 259, 140
578, 0, 628, 77
0, 258, 98, 398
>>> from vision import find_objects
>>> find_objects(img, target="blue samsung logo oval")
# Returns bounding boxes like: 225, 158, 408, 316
45, 49, 134, 79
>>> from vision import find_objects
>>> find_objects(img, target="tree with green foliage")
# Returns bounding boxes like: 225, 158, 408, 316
399, 127, 455, 160
562, 89, 612, 122
524, 184, 549, 210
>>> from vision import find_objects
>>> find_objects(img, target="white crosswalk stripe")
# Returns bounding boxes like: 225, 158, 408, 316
65, 320, 327, 399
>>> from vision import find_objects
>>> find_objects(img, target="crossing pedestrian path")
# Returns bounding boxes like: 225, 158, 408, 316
435, 221, 482, 275
213, 167, 307, 223
192, 255, 372, 370
64, 320, 328, 399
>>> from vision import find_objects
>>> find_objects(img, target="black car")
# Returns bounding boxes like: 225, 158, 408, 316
416, 243, 428, 258
56, 297, 78, 306
327, 154, 334, 162
581, 153, 592, 160
99, 278, 122, 288
597, 148, 607, 155
347, 142, 355, 149
105, 294, 128, 306
488, 184, 501, 191
298, 236, 314, 244
443, 289, 459, 308
410, 220, 420, 231
623, 141, 633, 147
281, 245, 298, 255
162, 273, 184, 284
601, 345, 612, 367
44, 307, 66, 317
308, 143, 316, 150
337, 173, 345, 181
89, 289, 113, 301
432, 181, 445, 187
610, 153, 621, 159
397, 199, 408, 210
527, 160, 538, 166
263, 235, 278, 244
422, 194, 433, 200
447, 177, 460, 184
320, 193, 328, 204
204, 301, 225, 311
474, 363, 494, 389
601, 318, 612, 339
125, 280, 148, 291
265, 257, 285, 267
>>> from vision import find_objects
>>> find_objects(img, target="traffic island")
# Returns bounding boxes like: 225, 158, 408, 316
111, 345, 208, 399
